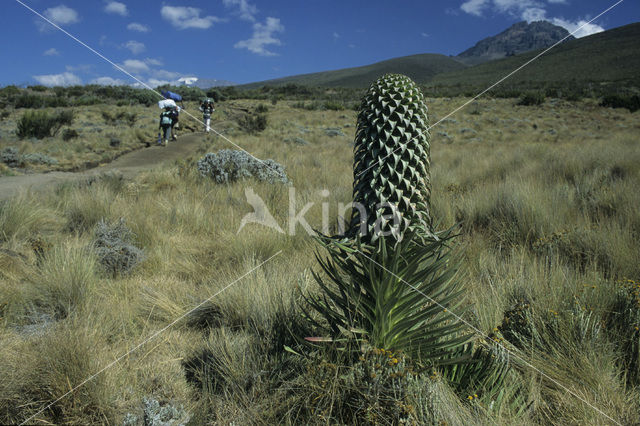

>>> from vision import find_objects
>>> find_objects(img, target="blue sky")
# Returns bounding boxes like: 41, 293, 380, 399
2, 0, 638, 87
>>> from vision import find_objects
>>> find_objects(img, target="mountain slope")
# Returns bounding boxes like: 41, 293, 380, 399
240, 53, 467, 89
432, 22, 640, 86
457, 20, 574, 65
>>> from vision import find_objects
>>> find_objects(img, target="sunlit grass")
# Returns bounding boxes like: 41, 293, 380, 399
0, 97, 638, 423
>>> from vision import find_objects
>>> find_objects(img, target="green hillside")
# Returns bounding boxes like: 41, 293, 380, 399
431, 22, 640, 87
240, 53, 467, 89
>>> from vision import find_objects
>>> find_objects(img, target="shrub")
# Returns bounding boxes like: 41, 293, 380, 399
14, 94, 45, 109
197, 149, 289, 184
22, 153, 58, 165
92, 218, 144, 277
600, 94, 640, 113
16, 110, 74, 139
101, 110, 137, 127
123, 397, 190, 426
255, 103, 269, 113
325, 127, 345, 137
206, 89, 224, 102
0, 147, 20, 167
237, 112, 267, 133
62, 128, 79, 141
28, 85, 48, 92
324, 101, 345, 111
517, 91, 545, 106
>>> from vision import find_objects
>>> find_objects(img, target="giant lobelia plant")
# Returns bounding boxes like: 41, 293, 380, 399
304, 74, 471, 366
302, 74, 526, 419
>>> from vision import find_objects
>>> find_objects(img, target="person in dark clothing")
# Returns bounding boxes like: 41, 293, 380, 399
158, 107, 173, 146
169, 106, 180, 140
199, 98, 215, 132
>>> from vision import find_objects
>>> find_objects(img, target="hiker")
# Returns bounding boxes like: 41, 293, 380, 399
169, 105, 180, 140
158, 106, 173, 146
199, 98, 215, 132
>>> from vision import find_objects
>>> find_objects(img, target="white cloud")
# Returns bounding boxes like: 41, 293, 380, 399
460, 0, 605, 38
38, 5, 79, 31
493, 0, 538, 14
551, 17, 604, 38
460, 0, 490, 16
120, 59, 149, 73
33, 72, 81, 86
234, 17, 284, 56
161, 6, 222, 30
124, 40, 145, 55
153, 70, 182, 80
223, 0, 258, 22
144, 58, 163, 67
104, 1, 128, 16
127, 22, 150, 32
333, 32, 340, 40
522, 7, 547, 22
44, 48, 60, 56
421, 32, 429, 38
147, 79, 171, 87
91, 76, 127, 86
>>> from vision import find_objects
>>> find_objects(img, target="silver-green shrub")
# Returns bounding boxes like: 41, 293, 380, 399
92, 218, 144, 277
197, 149, 289, 184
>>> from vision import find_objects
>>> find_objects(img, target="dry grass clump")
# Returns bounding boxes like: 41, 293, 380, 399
0, 97, 638, 424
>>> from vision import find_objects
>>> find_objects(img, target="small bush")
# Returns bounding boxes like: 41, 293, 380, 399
101, 110, 137, 127
517, 92, 545, 106
600, 94, 640, 113
324, 101, 345, 111
237, 112, 267, 134
325, 127, 345, 137
62, 128, 79, 141
197, 149, 289, 184
123, 397, 190, 426
28, 85, 48, 92
92, 218, 144, 277
14, 94, 46, 109
22, 153, 58, 165
16, 110, 75, 139
255, 103, 269, 113
1, 147, 20, 167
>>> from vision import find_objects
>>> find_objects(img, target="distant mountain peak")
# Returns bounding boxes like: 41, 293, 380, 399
457, 20, 574, 65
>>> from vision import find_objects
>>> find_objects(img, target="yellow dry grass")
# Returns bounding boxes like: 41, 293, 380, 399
0, 96, 639, 424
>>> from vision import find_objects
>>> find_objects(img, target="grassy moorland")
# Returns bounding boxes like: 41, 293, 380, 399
0, 95, 639, 424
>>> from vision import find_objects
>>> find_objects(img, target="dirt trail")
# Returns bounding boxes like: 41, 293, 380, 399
0, 132, 206, 202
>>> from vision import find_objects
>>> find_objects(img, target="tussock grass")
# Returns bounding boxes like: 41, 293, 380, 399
0, 97, 638, 424
0, 192, 59, 241
25, 238, 99, 320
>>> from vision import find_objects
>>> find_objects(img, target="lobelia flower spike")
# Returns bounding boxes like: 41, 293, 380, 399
350, 73, 432, 243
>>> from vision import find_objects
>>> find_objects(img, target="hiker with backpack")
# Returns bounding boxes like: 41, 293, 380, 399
199, 98, 215, 132
158, 106, 173, 146
169, 105, 180, 140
